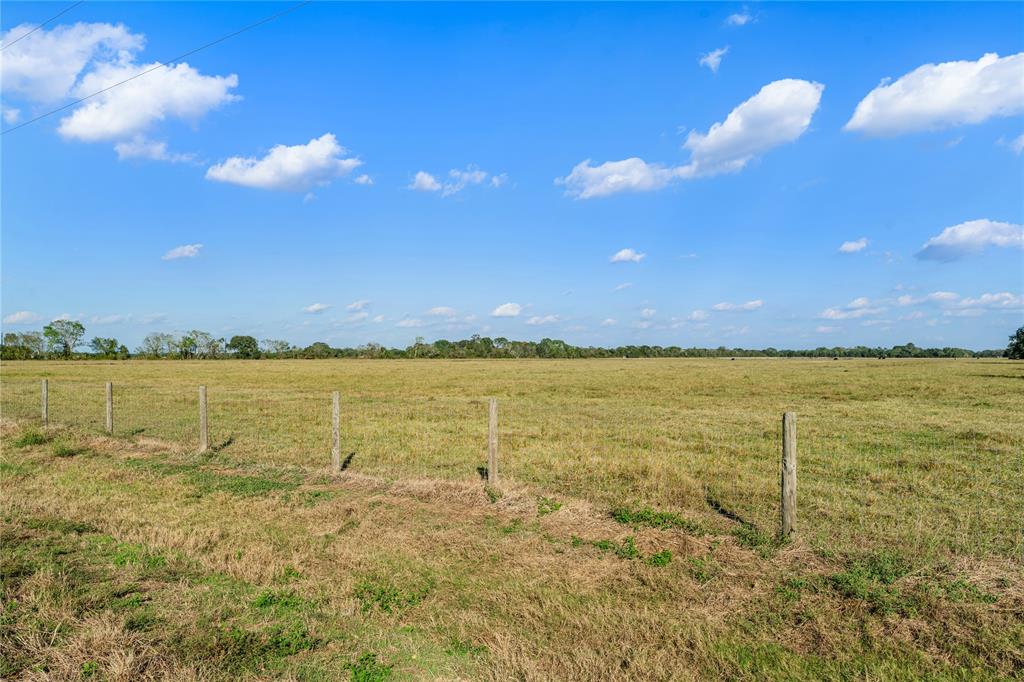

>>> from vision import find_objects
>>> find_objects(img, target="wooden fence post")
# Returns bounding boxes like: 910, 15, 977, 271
199, 385, 209, 453
331, 391, 341, 471
105, 382, 113, 434
781, 412, 797, 538
487, 397, 498, 485
41, 379, 48, 426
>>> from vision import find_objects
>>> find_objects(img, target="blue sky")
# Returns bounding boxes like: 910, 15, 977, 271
2, 1, 1022, 350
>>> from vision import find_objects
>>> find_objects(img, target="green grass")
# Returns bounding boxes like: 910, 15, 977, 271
1, 358, 1021, 680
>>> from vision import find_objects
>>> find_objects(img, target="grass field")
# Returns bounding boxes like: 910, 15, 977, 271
2, 359, 1022, 679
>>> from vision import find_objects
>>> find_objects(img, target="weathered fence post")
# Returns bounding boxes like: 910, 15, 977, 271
105, 382, 113, 434
41, 379, 48, 426
331, 391, 341, 471
199, 385, 209, 453
487, 397, 499, 485
781, 412, 797, 538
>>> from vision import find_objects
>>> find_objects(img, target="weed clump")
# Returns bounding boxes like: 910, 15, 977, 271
348, 652, 392, 681
646, 550, 672, 567
51, 440, 86, 458
611, 506, 702, 534
353, 574, 434, 614
829, 550, 913, 614
13, 429, 48, 447
537, 497, 562, 516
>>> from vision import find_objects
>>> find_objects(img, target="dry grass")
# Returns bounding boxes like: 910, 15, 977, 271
1, 359, 1022, 679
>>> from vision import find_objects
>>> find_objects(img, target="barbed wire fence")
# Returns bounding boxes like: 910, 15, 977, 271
2, 377, 1019, 552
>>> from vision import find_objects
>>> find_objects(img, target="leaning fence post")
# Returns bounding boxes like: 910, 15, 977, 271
781, 412, 797, 538
105, 382, 113, 434
41, 379, 48, 426
331, 391, 341, 471
199, 385, 209, 453
487, 397, 499, 485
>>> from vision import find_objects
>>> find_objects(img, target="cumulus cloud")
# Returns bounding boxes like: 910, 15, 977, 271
613, 282, 633, 291
409, 171, 441, 192
916, 219, 1023, 261
556, 158, 681, 199
206, 134, 361, 191
640, 308, 656, 319
354, 174, 374, 185
610, 248, 646, 263
712, 300, 763, 312
819, 297, 886, 320
114, 136, 193, 163
699, 47, 729, 74
427, 306, 457, 317
600, 318, 617, 326
688, 310, 709, 321
303, 303, 332, 314
491, 302, 522, 317
897, 291, 960, 306
347, 300, 370, 311
957, 292, 1022, 310
3, 310, 42, 324
557, 79, 823, 198
1003, 133, 1024, 155
526, 315, 560, 325
2, 104, 20, 124
396, 318, 425, 328
1, 22, 145, 102
839, 237, 869, 253
59, 62, 238, 142
161, 243, 202, 260
680, 79, 824, 177
725, 9, 753, 26
845, 53, 1024, 136
409, 166, 505, 196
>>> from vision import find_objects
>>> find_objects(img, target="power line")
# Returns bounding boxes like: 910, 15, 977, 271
2, 1, 311, 135
1, 1, 85, 51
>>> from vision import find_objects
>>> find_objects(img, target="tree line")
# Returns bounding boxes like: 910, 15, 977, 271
3, 319, 1021, 360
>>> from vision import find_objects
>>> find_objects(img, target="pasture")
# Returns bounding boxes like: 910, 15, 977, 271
1, 358, 1022, 679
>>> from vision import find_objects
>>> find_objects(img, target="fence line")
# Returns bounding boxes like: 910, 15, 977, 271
3, 378, 810, 536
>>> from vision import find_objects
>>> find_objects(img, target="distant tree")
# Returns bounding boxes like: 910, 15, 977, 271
43, 319, 85, 358
227, 335, 260, 359
176, 332, 198, 359
2, 332, 44, 359
1007, 326, 1024, 360
261, 339, 291, 355
138, 332, 175, 358
89, 336, 120, 357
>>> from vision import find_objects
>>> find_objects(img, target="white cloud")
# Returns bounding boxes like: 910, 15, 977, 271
699, 47, 729, 74
427, 306, 457, 317
600, 318, 617, 326
557, 79, 822, 198
114, 136, 193, 163
345, 311, 369, 323
613, 282, 633, 291
443, 166, 487, 196
640, 308, 656, 319
371, 315, 384, 323
816, 326, 839, 333
409, 171, 441, 192
1005, 133, 1024, 155
409, 166, 505, 196
680, 79, 824, 177
819, 299, 886, 319
90, 314, 127, 324
712, 300, 763, 312
957, 292, 1022, 309
916, 219, 1023, 261
556, 158, 680, 199
3, 310, 42, 324
491, 302, 522, 317
847, 297, 871, 309
0, 22, 145, 103
206, 134, 361, 191
347, 300, 370, 311
610, 248, 646, 263
354, 174, 374, 185
526, 315, 560, 325
161, 243, 202, 260
396, 318, 425, 328
725, 9, 753, 26
303, 303, 332, 314
839, 237, 869, 253
688, 310, 709, 321
897, 291, 961, 306
59, 62, 237, 143
2, 104, 20, 124
845, 53, 1024, 136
